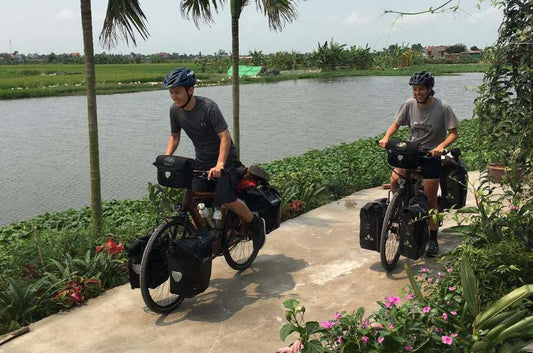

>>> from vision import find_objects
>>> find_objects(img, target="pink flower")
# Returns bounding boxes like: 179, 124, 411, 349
438, 272, 444, 278
428, 277, 434, 283
442, 336, 454, 345
71, 291, 83, 303
451, 333, 458, 338
362, 336, 369, 344
405, 346, 413, 351
423, 306, 431, 314
435, 327, 443, 333
447, 268, 453, 273
407, 293, 414, 300
322, 320, 334, 329
421, 267, 429, 273
337, 336, 342, 344
377, 337, 384, 344
371, 322, 384, 331
509, 205, 518, 211
275, 339, 303, 353
450, 311, 458, 316
334, 312, 342, 320
385, 301, 393, 309
446, 300, 451, 306
388, 323, 395, 330
443, 313, 448, 320
448, 286, 456, 292
364, 319, 370, 328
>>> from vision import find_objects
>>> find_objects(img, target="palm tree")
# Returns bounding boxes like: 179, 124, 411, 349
80, 0, 148, 238
180, 0, 301, 158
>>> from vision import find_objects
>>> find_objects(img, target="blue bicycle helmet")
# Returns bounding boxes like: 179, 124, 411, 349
162, 67, 196, 89
409, 71, 434, 88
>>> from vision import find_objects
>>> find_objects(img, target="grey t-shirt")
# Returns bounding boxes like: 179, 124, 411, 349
170, 96, 237, 165
394, 97, 459, 148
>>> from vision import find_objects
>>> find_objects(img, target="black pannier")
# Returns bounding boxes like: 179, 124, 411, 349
242, 185, 282, 234
359, 198, 388, 252
154, 155, 194, 189
386, 138, 421, 169
440, 158, 468, 210
399, 194, 429, 260
127, 230, 169, 289
166, 228, 213, 298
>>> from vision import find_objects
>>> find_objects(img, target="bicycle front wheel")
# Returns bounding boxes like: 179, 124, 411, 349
223, 211, 258, 271
380, 192, 403, 272
140, 217, 193, 314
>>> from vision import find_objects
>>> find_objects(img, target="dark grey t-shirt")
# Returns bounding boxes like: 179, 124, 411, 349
170, 96, 237, 165
394, 97, 459, 149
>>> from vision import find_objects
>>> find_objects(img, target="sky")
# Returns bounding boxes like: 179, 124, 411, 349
0, 0, 504, 55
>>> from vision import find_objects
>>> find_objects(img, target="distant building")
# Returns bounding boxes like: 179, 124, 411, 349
426, 45, 449, 59
459, 50, 482, 60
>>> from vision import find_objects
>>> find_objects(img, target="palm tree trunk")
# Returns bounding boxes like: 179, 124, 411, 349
80, 0, 103, 238
231, 0, 240, 159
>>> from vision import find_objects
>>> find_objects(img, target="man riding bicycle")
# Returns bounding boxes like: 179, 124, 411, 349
162, 67, 266, 250
378, 71, 459, 257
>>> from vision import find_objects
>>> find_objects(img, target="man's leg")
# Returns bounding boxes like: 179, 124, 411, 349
424, 178, 440, 257
390, 168, 407, 192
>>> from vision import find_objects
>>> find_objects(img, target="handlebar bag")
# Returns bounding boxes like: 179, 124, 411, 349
127, 230, 169, 289
359, 198, 388, 252
167, 228, 212, 298
154, 155, 194, 189
242, 185, 282, 234
386, 138, 421, 169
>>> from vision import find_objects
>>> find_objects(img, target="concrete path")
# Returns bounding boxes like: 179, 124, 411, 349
1, 173, 480, 353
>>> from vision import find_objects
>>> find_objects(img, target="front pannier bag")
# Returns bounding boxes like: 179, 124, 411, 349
399, 194, 429, 260
385, 138, 421, 169
166, 228, 212, 298
440, 158, 468, 210
127, 230, 169, 289
154, 155, 194, 189
242, 185, 282, 234
359, 198, 388, 252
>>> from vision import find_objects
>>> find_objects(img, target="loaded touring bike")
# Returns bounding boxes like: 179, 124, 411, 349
359, 138, 467, 272
128, 155, 281, 314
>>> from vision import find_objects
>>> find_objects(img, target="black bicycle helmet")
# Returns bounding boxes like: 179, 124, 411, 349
162, 67, 196, 89
409, 71, 434, 88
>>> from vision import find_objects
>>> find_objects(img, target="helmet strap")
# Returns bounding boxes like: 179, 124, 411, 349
180, 86, 193, 109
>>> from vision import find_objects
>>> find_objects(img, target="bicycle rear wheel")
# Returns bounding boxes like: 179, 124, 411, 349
223, 211, 258, 271
140, 217, 193, 314
380, 192, 403, 272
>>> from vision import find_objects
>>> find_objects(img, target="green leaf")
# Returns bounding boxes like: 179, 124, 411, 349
302, 339, 324, 353
280, 324, 295, 342
305, 321, 321, 335
284, 299, 300, 310
475, 285, 533, 329
460, 257, 478, 318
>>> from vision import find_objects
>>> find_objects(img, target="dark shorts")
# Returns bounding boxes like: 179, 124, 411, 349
419, 157, 441, 179
192, 160, 241, 204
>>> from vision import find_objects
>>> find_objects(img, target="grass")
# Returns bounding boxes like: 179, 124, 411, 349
0, 62, 488, 100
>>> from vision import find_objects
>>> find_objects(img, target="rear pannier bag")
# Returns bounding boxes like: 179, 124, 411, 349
153, 155, 194, 189
399, 194, 429, 260
359, 198, 388, 252
386, 138, 421, 169
127, 230, 169, 289
166, 228, 213, 298
440, 158, 468, 210
242, 185, 282, 234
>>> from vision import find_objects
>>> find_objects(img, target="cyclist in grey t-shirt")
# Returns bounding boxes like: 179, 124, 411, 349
162, 67, 266, 250
378, 71, 459, 257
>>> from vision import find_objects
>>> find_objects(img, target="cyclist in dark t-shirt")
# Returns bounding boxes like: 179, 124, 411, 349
162, 67, 266, 250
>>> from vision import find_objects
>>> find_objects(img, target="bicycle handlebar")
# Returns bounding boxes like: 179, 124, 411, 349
376, 140, 460, 158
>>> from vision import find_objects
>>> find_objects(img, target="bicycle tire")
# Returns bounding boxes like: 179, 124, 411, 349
380, 192, 403, 272
140, 217, 193, 314
223, 211, 258, 271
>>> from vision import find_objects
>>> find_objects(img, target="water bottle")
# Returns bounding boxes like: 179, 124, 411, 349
197, 203, 214, 228
213, 207, 222, 230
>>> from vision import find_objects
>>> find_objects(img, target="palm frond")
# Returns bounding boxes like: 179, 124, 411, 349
180, 0, 226, 28
255, 0, 299, 31
99, 0, 150, 50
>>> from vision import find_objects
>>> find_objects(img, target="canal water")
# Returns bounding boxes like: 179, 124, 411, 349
0, 73, 482, 225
